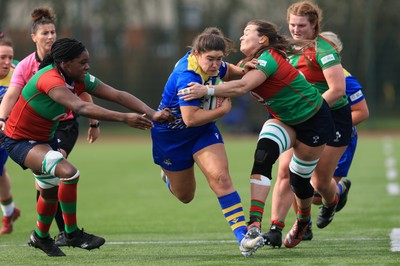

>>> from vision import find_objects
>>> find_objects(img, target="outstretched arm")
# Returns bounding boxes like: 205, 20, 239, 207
178, 69, 266, 101
48, 86, 155, 130
91, 82, 174, 123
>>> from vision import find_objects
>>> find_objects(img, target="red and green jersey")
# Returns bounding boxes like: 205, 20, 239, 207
251, 49, 323, 125
288, 35, 348, 110
5, 64, 100, 141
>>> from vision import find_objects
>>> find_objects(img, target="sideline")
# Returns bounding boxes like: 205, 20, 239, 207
383, 136, 399, 196
383, 137, 400, 253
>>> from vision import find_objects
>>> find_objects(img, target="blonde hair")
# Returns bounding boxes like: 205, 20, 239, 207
320, 31, 343, 53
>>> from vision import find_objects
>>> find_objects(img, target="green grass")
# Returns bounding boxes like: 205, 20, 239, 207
0, 131, 399, 265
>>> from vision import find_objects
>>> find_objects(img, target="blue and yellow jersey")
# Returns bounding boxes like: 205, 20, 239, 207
156, 51, 228, 130
0, 68, 13, 103
344, 68, 364, 106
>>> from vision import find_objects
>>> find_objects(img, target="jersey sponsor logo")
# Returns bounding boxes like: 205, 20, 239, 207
349, 90, 363, 102
321, 54, 335, 65
258, 60, 267, 67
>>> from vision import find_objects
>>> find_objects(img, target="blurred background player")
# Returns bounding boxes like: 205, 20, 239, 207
312, 31, 369, 212
0, 37, 20, 235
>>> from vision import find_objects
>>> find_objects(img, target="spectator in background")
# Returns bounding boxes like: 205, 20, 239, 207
0, 37, 20, 235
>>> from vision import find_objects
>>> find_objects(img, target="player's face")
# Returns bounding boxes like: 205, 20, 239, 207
240, 24, 264, 57
0, 45, 13, 79
62, 50, 90, 82
32, 23, 57, 54
288, 14, 316, 40
195, 50, 224, 76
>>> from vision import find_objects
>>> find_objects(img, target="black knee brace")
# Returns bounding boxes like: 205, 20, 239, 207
251, 138, 280, 177
290, 171, 314, 199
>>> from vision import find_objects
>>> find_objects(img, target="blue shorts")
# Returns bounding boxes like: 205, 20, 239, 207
334, 127, 358, 177
328, 104, 352, 147
291, 100, 335, 147
0, 148, 7, 176
4, 137, 59, 170
151, 122, 224, 171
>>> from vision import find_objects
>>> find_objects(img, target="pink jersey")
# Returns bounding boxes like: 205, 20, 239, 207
10, 52, 39, 89
9, 52, 74, 120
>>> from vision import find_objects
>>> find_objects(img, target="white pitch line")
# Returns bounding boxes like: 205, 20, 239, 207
0, 237, 388, 248
387, 183, 400, 195
390, 228, 400, 252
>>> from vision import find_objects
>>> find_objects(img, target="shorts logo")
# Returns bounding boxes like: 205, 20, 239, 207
163, 159, 172, 166
333, 131, 341, 142
215, 133, 219, 139
313, 136, 320, 144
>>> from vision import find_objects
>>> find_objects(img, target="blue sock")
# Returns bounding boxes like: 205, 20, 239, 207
337, 182, 343, 196
218, 191, 247, 244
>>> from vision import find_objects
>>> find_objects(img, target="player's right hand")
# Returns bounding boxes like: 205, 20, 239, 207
125, 113, 154, 130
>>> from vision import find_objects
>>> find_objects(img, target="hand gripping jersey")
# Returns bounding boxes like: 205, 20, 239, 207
250, 49, 323, 125
5, 64, 100, 141
288, 35, 348, 110
155, 51, 228, 130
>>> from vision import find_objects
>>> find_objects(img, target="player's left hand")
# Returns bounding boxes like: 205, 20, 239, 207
87, 126, 100, 144
178, 82, 207, 101
152, 108, 175, 123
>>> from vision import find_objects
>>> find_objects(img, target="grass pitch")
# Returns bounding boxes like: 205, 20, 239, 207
0, 131, 399, 265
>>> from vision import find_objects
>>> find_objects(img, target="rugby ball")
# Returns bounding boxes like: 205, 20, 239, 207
200, 78, 225, 110
201, 95, 225, 110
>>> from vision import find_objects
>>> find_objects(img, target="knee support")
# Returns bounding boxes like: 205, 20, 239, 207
41, 150, 80, 183
289, 154, 319, 199
251, 138, 280, 178
59, 170, 80, 182
34, 174, 60, 189
258, 122, 291, 153
42, 150, 64, 176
